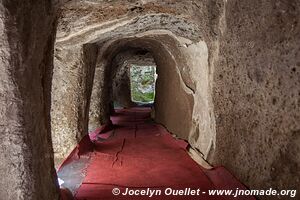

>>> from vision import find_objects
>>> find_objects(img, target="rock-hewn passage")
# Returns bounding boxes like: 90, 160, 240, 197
0, 1, 299, 200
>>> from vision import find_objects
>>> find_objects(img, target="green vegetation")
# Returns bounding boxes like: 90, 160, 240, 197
130, 65, 156, 103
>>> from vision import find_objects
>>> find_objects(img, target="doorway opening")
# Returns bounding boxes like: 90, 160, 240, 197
130, 64, 157, 105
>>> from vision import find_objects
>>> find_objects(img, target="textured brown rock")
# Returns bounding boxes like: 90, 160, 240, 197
0, 0, 299, 199
53, 1, 300, 196
51, 44, 98, 165
0, 0, 59, 199
55, 0, 218, 150
212, 0, 300, 196
88, 52, 111, 131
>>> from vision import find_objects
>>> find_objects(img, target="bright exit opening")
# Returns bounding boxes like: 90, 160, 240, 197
130, 65, 157, 104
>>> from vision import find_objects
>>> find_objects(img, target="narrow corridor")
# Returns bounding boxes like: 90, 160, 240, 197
0, 1, 299, 200
59, 108, 255, 200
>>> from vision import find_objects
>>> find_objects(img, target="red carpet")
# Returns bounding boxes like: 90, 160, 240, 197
60, 108, 255, 200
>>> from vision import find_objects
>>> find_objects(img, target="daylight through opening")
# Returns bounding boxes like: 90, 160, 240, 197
130, 65, 157, 104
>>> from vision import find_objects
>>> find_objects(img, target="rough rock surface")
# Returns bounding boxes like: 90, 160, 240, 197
55, 0, 220, 175
212, 0, 300, 196
88, 51, 112, 131
51, 44, 98, 165
0, 1, 59, 200
0, 0, 299, 199
58, 1, 299, 198
84, 22, 209, 138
